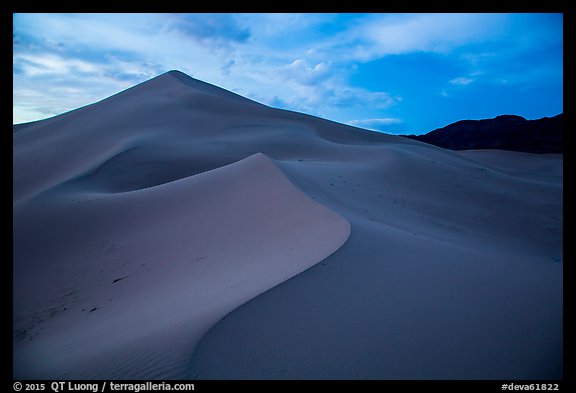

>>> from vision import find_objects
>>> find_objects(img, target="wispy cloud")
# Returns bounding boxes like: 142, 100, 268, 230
347, 118, 405, 133
164, 13, 251, 45
316, 13, 508, 62
348, 117, 401, 126
279, 59, 332, 86
14, 52, 102, 76
449, 76, 475, 86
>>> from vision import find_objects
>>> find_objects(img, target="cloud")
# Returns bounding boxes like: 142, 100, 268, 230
14, 53, 101, 77
272, 83, 399, 114
347, 117, 401, 126
440, 72, 482, 97
449, 76, 474, 86
221, 59, 236, 76
14, 14, 160, 55
236, 13, 337, 43
325, 86, 398, 109
347, 118, 405, 133
320, 13, 508, 62
162, 13, 251, 47
279, 59, 331, 85
13, 50, 167, 86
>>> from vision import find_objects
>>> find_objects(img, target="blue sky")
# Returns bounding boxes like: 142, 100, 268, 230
13, 13, 563, 134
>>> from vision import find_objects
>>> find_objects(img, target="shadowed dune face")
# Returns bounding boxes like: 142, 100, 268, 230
13, 71, 562, 379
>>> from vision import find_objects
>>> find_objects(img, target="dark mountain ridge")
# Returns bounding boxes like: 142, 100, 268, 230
403, 113, 563, 153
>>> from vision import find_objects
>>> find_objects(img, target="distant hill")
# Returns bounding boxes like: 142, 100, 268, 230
403, 114, 563, 153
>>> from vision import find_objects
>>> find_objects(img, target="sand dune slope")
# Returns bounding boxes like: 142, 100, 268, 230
13, 152, 350, 379
13, 70, 562, 379
190, 148, 562, 379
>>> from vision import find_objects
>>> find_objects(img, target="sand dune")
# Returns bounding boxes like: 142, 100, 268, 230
13, 71, 562, 379
13, 151, 350, 379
